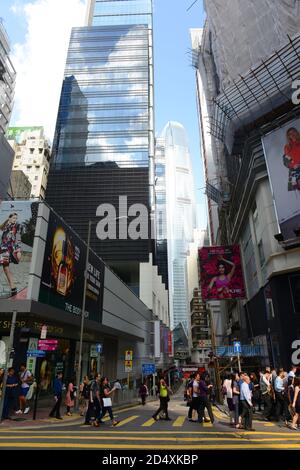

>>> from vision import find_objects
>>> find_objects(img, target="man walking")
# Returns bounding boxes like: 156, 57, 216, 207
49, 372, 63, 420
152, 378, 172, 421
240, 374, 255, 431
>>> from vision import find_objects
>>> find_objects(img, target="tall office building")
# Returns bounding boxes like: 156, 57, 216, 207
155, 122, 197, 336
0, 19, 16, 199
46, 1, 168, 309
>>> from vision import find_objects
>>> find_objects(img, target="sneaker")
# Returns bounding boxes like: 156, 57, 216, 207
23, 407, 30, 415
165, 417, 172, 421
56, 417, 63, 420
15, 410, 22, 414
152, 415, 158, 421
112, 420, 120, 426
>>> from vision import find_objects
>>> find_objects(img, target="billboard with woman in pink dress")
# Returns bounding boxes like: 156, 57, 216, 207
199, 245, 246, 301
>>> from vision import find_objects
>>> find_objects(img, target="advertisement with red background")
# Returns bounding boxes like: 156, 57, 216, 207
199, 245, 246, 301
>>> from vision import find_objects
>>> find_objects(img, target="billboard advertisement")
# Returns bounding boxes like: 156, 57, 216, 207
39, 209, 104, 323
262, 118, 300, 239
0, 200, 38, 299
199, 245, 246, 301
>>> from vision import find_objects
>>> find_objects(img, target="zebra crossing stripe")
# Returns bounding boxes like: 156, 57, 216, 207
172, 416, 186, 427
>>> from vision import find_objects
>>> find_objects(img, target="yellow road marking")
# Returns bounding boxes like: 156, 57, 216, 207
113, 415, 139, 427
141, 418, 156, 427
263, 422, 275, 427
0, 429, 296, 436
0, 443, 299, 449
172, 416, 186, 427
1, 435, 300, 442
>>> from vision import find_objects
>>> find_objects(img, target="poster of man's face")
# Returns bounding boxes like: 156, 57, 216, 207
262, 117, 300, 239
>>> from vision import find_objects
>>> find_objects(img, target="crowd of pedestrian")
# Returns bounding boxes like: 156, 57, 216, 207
221, 366, 300, 431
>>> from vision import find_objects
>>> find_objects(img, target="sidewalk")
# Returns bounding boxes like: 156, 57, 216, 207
0, 397, 157, 429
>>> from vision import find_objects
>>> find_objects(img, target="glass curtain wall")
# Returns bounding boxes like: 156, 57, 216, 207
52, 0, 153, 169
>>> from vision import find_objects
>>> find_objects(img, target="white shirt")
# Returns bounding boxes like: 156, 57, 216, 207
240, 381, 252, 406
20, 369, 32, 389
223, 379, 233, 399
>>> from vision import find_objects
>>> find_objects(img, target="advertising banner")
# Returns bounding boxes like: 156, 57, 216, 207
39, 209, 104, 323
262, 118, 300, 239
0, 200, 39, 299
199, 245, 246, 301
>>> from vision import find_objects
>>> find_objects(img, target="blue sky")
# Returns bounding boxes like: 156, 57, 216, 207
2, 0, 207, 227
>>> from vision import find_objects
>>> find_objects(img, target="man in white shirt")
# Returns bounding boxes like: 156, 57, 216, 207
274, 370, 285, 421
240, 375, 255, 431
16, 363, 32, 415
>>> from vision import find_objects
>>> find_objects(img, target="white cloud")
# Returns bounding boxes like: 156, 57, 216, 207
10, 0, 87, 142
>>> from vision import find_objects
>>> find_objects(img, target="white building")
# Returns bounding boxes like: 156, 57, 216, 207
8, 127, 51, 199
155, 121, 197, 339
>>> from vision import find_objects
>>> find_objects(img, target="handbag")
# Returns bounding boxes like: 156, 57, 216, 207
103, 397, 112, 407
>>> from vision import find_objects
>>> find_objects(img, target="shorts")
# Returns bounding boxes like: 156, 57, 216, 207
20, 387, 30, 397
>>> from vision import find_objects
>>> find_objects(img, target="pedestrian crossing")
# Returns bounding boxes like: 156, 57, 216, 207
82, 412, 285, 429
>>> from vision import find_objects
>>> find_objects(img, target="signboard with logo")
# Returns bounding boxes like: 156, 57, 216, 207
233, 341, 242, 354
142, 363, 156, 375
39, 209, 105, 323
124, 360, 133, 372
27, 349, 46, 358
38, 339, 58, 351
125, 350, 133, 361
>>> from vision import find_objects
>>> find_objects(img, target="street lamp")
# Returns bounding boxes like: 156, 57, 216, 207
75, 215, 128, 409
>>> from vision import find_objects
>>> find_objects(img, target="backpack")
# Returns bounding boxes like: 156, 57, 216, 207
82, 382, 91, 399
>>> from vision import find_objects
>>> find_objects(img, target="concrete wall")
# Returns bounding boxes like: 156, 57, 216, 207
0, 134, 14, 199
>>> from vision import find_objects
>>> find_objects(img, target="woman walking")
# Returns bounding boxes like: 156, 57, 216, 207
65, 377, 76, 416
139, 381, 149, 405
98, 377, 119, 426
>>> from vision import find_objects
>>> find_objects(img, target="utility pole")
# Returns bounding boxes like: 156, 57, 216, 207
0, 310, 17, 422
208, 306, 222, 404
75, 220, 92, 410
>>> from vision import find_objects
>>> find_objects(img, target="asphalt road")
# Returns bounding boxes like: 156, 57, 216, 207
0, 394, 299, 450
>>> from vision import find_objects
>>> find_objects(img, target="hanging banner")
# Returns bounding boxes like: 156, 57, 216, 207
199, 245, 246, 300
262, 118, 300, 240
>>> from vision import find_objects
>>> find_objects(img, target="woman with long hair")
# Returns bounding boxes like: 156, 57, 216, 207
0, 213, 22, 296
65, 377, 76, 416
207, 256, 235, 298
98, 377, 119, 426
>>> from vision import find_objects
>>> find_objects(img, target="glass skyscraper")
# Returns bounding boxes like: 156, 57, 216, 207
51, 0, 153, 170
46, 0, 155, 289
155, 122, 197, 334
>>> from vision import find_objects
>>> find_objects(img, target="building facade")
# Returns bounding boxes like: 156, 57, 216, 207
0, 19, 16, 199
192, 1, 300, 369
46, 1, 169, 329
7, 127, 51, 199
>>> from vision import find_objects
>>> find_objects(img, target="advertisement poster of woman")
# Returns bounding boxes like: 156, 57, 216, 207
199, 245, 246, 301
0, 201, 38, 299
262, 117, 300, 240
